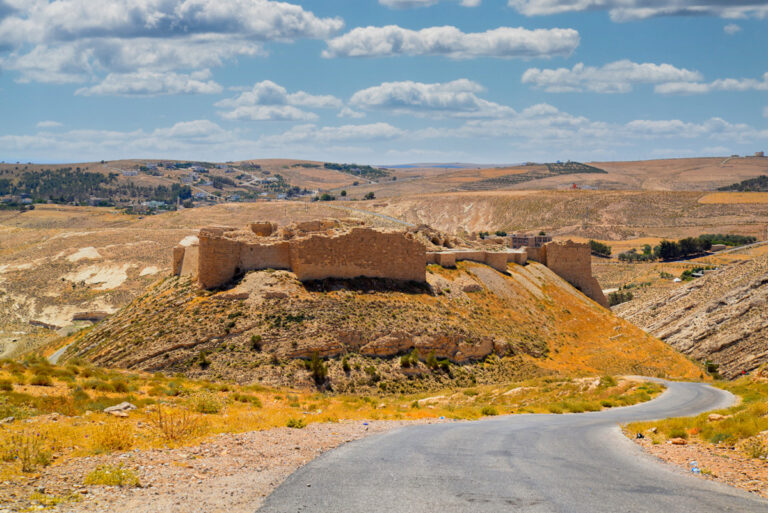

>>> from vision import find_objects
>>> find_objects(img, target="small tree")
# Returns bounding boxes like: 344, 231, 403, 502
340, 190, 347, 197
364, 192, 375, 200
307, 352, 328, 386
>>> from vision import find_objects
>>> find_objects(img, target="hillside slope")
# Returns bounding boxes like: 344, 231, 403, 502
59, 261, 701, 391
365, 190, 768, 240
615, 255, 768, 379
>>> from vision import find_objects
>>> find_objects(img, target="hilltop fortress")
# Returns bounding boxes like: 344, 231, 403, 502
173, 219, 608, 307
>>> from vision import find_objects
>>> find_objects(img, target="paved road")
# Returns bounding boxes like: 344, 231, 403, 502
258, 381, 768, 512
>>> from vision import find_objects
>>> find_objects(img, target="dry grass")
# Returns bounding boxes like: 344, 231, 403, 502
0, 358, 665, 482
625, 373, 768, 459
699, 192, 768, 204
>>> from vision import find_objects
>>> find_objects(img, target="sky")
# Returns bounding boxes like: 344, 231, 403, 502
0, 0, 767, 165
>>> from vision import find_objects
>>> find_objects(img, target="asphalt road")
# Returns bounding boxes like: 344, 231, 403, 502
258, 381, 768, 513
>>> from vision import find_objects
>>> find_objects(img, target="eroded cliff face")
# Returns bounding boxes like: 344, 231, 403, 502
616, 256, 768, 379
62, 260, 700, 391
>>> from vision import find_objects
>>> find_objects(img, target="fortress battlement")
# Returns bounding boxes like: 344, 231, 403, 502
173, 219, 608, 307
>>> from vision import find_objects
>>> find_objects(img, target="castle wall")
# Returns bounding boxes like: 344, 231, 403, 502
527, 246, 547, 264
290, 227, 426, 282
507, 250, 528, 265
180, 245, 199, 277
543, 241, 608, 307
484, 252, 510, 273
197, 227, 242, 289
172, 246, 185, 276
239, 241, 292, 272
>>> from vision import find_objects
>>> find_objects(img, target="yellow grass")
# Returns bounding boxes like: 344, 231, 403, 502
0, 359, 664, 482
699, 192, 768, 204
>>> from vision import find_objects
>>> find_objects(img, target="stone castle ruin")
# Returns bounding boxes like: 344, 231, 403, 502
173, 219, 608, 307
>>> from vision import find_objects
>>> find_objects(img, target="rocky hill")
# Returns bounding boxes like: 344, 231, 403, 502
58, 260, 701, 392
615, 255, 768, 379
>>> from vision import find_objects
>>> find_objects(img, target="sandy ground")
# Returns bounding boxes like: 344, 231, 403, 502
633, 437, 768, 499
0, 419, 448, 513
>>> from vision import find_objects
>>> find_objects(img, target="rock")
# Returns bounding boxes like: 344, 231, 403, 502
708, 413, 727, 422
670, 438, 688, 445
104, 402, 137, 414
109, 411, 129, 418
648, 427, 658, 434
0, 417, 14, 425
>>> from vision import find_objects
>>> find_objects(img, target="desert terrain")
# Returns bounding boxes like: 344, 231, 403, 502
2, 154, 768, 511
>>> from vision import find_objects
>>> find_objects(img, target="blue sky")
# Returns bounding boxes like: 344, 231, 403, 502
0, 0, 767, 164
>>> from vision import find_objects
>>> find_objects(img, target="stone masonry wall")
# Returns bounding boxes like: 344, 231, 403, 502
290, 228, 426, 282
197, 227, 242, 289
239, 241, 292, 272
542, 241, 609, 307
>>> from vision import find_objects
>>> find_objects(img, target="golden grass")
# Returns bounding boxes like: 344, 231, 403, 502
699, 192, 768, 204
0, 359, 664, 482
625, 373, 768, 456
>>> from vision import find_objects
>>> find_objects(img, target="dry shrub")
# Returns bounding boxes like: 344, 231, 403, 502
742, 437, 768, 459
188, 391, 225, 414
93, 421, 135, 452
147, 405, 203, 443
84, 465, 140, 487
0, 431, 53, 472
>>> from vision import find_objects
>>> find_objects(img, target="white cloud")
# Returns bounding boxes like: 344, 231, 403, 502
655, 72, 768, 94
221, 105, 318, 122
323, 25, 579, 59
350, 79, 515, 118
215, 80, 342, 121
3, 109, 768, 164
380, 0, 481, 8
0, 1, 342, 86
507, 0, 768, 21
0, 0, 343, 46
338, 106, 366, 119
75, 70, 222, 96
36, 120, 63, 128
724, 23, 742, 35
522, 60, 702, 93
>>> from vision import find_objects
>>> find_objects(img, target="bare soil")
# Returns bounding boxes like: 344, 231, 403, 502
0, 419, 445, 512
633, 437, 768, 499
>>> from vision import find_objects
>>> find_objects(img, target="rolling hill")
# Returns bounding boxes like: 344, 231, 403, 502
57, 259, 702, 391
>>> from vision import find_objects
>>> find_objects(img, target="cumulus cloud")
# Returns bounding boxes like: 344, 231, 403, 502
380, 0, 481, 8
724, 23, 742, 35
522, 60, 702, 93
36, 120, 63, 128
0, 0, 342, 87
507, 0, 768, 21
215, 80, 342, 121
3, 108, 768, 164
338, 106, 366, 119
350, 79, 515, 118
323, 25, 579, 59
0, 0, 342, 46
75, 70, 222, 96
655, 72, 768, 94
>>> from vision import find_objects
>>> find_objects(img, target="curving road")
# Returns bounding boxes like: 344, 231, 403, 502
258, 381, 768, 512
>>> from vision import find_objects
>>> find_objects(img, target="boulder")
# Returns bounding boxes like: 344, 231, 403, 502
104, 402, 137, 415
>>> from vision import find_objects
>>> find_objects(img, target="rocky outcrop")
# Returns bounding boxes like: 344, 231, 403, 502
616, 256, 768, 378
